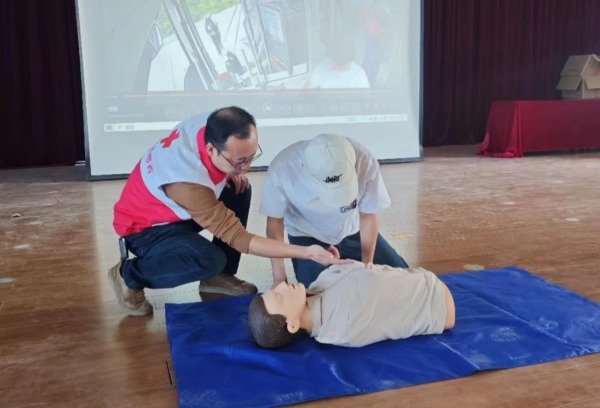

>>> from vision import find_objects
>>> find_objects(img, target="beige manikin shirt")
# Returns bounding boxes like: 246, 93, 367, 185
306, 263, 447, 347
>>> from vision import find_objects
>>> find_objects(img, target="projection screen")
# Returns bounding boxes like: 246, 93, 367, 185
76, 0, 423, 179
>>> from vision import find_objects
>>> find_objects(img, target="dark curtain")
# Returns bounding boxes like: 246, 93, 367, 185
1, 0, 84, 169
424, 0, 600, 146
1, 1, 600, 168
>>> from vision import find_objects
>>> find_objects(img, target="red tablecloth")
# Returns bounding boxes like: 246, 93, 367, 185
477, 99, 600, 158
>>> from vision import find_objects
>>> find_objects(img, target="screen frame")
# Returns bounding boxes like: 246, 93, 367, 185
75, 0, 425, 181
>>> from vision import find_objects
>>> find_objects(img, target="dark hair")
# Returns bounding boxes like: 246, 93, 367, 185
248, 295, 307, 349
204, 106, 256, 151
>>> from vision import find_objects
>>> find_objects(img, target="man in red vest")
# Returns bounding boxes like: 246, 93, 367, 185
109, 106, 345, 316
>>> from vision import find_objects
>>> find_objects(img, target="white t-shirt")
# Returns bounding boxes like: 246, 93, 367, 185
306, 263, 448, 347
309, 58, 370, 89
260, 137, 391, 244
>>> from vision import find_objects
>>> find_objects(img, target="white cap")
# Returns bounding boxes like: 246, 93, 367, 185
302, 134, 358, 209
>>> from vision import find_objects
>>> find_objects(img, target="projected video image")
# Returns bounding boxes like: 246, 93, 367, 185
105, 0, 405, 93
77, 0, 421, 177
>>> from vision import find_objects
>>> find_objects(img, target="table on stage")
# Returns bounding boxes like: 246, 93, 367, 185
477, 99, 600, 158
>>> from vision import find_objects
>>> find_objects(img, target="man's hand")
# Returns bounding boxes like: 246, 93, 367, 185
306, 245, 352, 266
227, 174, 250, 195
327, 245, 340, 259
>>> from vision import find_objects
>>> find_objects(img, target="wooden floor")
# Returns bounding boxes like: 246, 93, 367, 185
1, 145, 599, 407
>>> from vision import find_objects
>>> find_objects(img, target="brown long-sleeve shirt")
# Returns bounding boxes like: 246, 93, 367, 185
164, 182, 255, 253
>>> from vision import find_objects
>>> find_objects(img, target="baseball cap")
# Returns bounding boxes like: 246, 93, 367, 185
302, 134, 358, 209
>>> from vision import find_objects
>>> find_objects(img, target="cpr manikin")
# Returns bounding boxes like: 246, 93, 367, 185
249, 262, 456, 349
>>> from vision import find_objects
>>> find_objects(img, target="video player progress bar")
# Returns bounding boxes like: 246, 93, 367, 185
103, 114, 408, 132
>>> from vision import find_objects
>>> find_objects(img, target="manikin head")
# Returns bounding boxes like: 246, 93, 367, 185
204, 106, 262, 176
248, 282, 310, 349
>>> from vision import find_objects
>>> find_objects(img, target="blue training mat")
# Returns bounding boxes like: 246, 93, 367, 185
166, 267, 600, 408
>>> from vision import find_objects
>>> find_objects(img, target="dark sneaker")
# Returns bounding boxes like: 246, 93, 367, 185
107, 261, 153, 316
199, 292, 233, 302
199, 274, 258, 296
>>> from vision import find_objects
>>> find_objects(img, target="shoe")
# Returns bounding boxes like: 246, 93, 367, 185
107, 261, 153, 316
199, 274, 258, 296
199, 292, 232, 302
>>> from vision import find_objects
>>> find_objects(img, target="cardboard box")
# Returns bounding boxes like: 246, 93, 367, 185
556, 54, 600, 99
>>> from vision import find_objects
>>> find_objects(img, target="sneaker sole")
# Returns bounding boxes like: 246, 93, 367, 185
199, 286, 257, 296
107, 267, 153, 317
199, 291, 233, 302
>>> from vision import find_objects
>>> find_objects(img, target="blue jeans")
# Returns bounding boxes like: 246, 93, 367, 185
120, 184, 250, 290
288, 232, 409, 286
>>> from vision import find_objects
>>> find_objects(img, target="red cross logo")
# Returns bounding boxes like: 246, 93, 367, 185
160, 129, 180, 148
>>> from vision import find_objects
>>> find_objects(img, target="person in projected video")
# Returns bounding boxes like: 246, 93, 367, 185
108, 107, 349, 317
260, 134, 409, 289
304, 31, 370, 89
205, 14, 223, 55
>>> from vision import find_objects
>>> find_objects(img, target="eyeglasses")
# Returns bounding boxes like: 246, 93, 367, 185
216, 144, 263, 170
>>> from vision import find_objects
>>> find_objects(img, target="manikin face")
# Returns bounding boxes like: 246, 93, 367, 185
262, 282, 307, 333
206, 125, 260, 176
